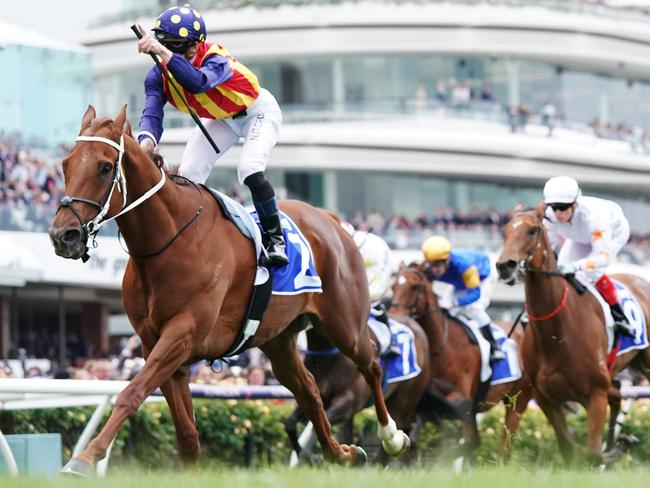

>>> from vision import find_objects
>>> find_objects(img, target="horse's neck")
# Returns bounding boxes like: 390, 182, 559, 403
116, 138, 186, 254
420, 291, 446, 350
525, 271, 575, 350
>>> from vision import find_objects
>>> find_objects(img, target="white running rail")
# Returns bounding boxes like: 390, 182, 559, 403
0, 379, 292, 477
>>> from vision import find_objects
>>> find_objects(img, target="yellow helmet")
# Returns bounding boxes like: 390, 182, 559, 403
421, 236, 452, 261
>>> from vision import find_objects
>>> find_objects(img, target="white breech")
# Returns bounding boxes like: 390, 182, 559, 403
178, 88, 282, 185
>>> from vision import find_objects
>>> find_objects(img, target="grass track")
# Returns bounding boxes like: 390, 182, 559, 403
1, 466, 648, 488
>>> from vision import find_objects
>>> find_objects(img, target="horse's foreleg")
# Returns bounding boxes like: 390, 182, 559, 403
585, 389, 608, 464
63, 323, 194, 474
536, 396, 574, 465
285, 406, 307, 455
261, 333, 363, 466
499, 382, 533, 460
159, 368, 200, 465
325, 392, 358, 445
605, 382, 622, 451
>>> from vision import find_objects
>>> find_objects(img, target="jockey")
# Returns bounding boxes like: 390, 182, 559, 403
136, 6, 288, 267
543, 176, 634, 336
421, 235, 505, 361
342, 223, 400, 357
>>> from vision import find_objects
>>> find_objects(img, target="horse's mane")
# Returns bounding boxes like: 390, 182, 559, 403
514, 207, 537, 214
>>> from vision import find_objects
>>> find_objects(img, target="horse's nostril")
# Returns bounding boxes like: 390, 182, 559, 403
496, 260, 517, 277
61, 228, 82, 246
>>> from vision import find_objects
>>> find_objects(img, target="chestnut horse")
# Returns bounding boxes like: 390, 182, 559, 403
48, 106, 409, 475
285, 314, 430, 465
390, 263, 532, 459
496, 206, 650, 464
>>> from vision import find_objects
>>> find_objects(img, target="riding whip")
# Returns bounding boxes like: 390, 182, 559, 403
131, 24, 220, 155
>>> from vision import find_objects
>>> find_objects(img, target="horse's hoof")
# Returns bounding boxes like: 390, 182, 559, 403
382, 430, 411, 457
352, 446, 368, 467
60, 458, 94, 477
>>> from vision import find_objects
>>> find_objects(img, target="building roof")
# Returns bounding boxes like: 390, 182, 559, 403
0, 18, 87, 52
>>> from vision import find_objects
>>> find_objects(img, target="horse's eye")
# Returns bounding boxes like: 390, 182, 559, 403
527, 228, 537, 236
100, 163, 113, 177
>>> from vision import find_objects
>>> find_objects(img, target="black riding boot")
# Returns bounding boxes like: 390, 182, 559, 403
610, 303, 634, 336
245, 172, 289, 267
256, 206, 289, 267
479, 324, 506, 361
371, 303, 401, 358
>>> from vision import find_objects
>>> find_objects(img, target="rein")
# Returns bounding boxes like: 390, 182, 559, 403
525, 286, 569, 322
57, 135, 203, 261
118, 175, 205, 259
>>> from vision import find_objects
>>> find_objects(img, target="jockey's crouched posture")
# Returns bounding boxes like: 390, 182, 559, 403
421, 236, 505, 361
136, 6, 288, 266
543, 176, 634, 336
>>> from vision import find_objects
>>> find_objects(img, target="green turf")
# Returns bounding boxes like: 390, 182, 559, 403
1, 466, 648, 488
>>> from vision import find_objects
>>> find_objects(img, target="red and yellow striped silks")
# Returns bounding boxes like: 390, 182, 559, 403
161, 42, 260, 119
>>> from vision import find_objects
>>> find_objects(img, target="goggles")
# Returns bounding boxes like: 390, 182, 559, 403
153, 31, 194, 54
548, 202, 573, 212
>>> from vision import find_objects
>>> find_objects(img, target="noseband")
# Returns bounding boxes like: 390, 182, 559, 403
56, 135, 166, 261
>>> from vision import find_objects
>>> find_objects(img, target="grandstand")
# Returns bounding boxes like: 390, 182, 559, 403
3, 0, 650, 367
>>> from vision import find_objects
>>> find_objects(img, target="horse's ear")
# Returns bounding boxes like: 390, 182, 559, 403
398, 260, 405, 271
124, 120, 133, 137
113, 104, 128, 134
79, 105, 96, 134
535, 200, 546, 219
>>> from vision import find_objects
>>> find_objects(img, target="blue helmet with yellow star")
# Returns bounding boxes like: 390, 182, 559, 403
153, 5, 206, 52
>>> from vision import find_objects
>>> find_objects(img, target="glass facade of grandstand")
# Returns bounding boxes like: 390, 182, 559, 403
8, 51, 650, 245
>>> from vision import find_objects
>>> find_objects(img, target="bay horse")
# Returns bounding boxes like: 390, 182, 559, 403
496, 206, 650, 464
48, 105, 409, 475
285, 313, 430, 465
390, 263, 532, 460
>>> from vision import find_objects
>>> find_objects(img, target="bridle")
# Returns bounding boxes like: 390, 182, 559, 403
515, 217, 549, 276
391, 267, 448, 355
391, 268, 432, 320
508, 214, 577, 321
56, 134, 201, 262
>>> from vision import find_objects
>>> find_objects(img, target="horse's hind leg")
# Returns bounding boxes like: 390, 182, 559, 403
325, 321, 410, 457
261, 328, 364, 465
159, 368, 200, 465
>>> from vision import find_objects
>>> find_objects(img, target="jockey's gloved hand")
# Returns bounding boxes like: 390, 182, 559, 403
558, 262, 578, 275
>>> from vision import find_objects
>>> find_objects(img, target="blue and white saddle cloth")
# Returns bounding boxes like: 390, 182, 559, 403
250, 211, 323, 295
489, 324, 523, 386
613, 279, 649, 355
373, 318, 422, 384
212, 190, 322, 295
576, 273, 649, 355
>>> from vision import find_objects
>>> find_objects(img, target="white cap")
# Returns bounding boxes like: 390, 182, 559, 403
543, 176, 581, 204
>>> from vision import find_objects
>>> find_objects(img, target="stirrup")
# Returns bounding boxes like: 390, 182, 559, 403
266, 245, 289, 267
490, 348, 506, 361
615, 321, 635, 337
382, 342, 401, 358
